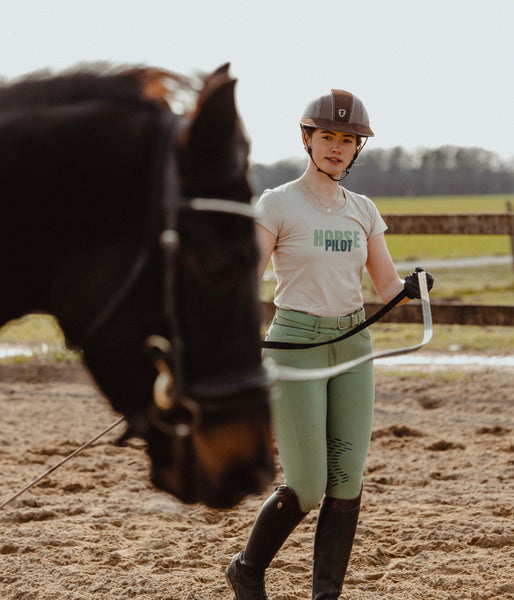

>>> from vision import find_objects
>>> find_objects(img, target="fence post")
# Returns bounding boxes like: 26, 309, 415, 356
507, 201, 514, 274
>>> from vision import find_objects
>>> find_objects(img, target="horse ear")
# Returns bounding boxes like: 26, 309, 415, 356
211, 63, 231, 76
179, 65, 252, 200
184, 66, 240, 150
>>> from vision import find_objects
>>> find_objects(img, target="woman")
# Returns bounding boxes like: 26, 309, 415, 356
226, 89, 433, 600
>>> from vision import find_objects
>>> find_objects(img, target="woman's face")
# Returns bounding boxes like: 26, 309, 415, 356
308, 129, 357, 176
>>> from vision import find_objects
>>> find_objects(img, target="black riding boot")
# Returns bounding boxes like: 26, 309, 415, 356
312, 492, 361, 600
226, 485, 307, 600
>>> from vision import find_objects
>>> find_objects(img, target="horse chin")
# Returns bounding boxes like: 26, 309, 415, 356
202, 459, 274, 509
149, 450, 275, 509
148, 406, 275, 509
193, 410, 275, 508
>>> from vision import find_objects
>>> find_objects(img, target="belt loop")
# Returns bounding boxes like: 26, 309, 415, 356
313, 317, 320, 334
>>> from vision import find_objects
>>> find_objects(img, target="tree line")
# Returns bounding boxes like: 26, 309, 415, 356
249, 146, 514, 197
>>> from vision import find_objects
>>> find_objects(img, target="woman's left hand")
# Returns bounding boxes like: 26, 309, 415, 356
404, 267, 434, 298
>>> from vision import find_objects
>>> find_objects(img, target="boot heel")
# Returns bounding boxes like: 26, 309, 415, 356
226, 551, 268, 600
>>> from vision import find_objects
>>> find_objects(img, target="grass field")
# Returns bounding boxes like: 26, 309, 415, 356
373, 193, 514, 213
1, 194, 513, 359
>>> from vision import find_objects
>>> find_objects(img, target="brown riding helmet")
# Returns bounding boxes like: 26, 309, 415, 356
300, 89, 374, 138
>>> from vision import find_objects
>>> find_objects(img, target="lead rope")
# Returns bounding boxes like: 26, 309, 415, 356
267, 270, 432, 382
0, 417, 125, 510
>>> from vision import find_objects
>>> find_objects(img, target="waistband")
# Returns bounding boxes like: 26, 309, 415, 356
275, 307, 365, 330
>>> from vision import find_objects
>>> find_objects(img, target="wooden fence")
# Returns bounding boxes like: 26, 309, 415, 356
262, 212, 514, 327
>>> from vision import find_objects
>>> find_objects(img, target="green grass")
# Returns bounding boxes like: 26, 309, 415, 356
264, 264, 513, 306
370, 323, 514, 354
384, 234, 510, 261
361, 264, 514, 305
0, 314, 65, 345
373, 194, 514, 213
0, 314, 78, 363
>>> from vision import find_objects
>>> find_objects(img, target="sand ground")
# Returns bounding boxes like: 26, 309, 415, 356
1, 360, 513, 600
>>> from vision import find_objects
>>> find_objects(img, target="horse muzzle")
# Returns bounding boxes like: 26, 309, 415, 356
144, 336, 274, 507
147, 399, 274, 508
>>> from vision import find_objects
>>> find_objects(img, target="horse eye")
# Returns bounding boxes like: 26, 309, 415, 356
181, 239, 256, 288
204, 256, 236, 282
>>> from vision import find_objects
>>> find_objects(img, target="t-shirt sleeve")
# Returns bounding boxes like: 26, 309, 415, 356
366, 197, 388, 238
255, 189, 282, 237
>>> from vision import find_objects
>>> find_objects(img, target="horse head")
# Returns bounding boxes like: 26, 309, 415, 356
141, 64, 275, 507
0, 63, 274, 508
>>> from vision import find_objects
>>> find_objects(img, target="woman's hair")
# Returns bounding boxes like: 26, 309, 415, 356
300, 125, 363, 149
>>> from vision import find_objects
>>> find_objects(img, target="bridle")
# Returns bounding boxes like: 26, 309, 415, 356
78, 111, 269, 439
149, 115, 272, 436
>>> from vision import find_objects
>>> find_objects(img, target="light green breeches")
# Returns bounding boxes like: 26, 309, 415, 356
264, 308, 375, 513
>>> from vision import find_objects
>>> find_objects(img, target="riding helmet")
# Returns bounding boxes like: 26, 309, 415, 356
300, 89, 374, 137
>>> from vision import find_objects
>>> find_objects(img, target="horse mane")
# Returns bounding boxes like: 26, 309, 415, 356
0, 62, 195, 112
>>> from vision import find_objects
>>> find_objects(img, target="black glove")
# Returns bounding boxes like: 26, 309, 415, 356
404, 267, 434, 299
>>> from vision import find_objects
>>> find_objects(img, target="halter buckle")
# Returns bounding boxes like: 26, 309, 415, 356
159, 229, 180, 251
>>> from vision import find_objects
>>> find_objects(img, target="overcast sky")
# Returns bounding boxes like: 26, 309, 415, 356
1, 0, 512, 165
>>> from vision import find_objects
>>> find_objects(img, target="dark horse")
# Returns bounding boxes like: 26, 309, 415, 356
0, 62, 274, 508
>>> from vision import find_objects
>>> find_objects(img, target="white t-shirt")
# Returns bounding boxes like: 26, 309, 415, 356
256, 179, 387, 317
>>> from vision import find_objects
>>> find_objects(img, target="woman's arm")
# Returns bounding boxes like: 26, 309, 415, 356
256, 223, 277, 281
365, 233, 408, 304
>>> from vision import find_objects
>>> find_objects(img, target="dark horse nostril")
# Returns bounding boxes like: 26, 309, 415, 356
214, 460, 274, 509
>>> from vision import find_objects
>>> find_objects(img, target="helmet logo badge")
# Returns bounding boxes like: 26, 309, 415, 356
338, 109, 346, 118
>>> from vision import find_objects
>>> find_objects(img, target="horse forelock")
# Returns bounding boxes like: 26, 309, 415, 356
130, 67, 198, 112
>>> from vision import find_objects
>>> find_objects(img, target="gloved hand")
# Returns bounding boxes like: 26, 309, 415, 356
404, 267, 434, 299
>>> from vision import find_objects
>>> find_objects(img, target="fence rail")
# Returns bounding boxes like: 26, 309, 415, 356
383, 213, 514, 235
